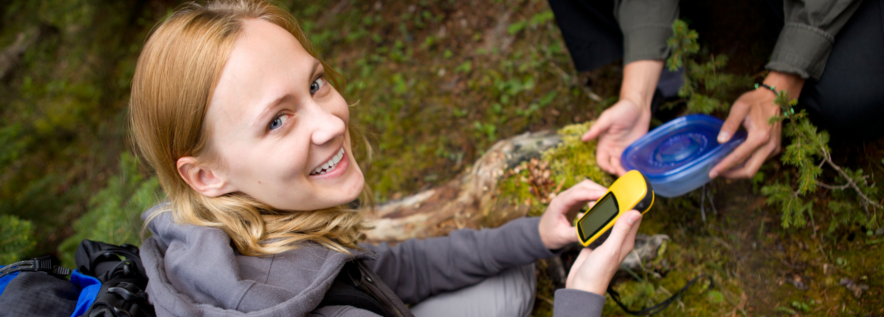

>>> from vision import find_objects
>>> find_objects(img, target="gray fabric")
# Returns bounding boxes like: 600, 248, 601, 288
360, 217, 553, 305
767, 0, 864, 79
614, 0, 680, 64
409, 264, 536, 317
553, 289, 606, 316
0, 272, 79, 317
140, 205, 603, 316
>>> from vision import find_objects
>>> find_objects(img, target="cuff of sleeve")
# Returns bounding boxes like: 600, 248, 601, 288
553, 289, 606, 317
519, 217, 558, 260
622, 25, 672, 64
766, 23, 835, 80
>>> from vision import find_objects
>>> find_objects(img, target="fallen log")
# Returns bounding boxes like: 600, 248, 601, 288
364, 129, 561, 243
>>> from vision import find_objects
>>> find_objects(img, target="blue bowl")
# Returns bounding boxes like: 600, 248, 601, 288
620, 114, 747, 197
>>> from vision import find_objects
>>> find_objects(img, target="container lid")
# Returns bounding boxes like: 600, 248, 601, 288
620, 114, 747, 182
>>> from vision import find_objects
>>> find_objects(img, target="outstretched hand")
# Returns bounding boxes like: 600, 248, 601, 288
538, 180, 609, 250
581, 99, 651, 176
566, 210, 643, 295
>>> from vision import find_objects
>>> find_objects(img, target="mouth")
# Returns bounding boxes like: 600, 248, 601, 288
309, 147, 346, 176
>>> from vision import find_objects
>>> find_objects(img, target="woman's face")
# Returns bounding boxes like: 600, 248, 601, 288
203, 19, 364, 211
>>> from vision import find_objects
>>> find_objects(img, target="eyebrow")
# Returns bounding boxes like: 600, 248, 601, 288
252, 59, 322, 130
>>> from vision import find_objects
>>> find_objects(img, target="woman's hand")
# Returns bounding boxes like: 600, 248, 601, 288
566, 210, 642, 295
709, 71, 805, 179
538, 180, 609, 250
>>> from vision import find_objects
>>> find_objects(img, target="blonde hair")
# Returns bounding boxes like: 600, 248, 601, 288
130, 0, 371, 256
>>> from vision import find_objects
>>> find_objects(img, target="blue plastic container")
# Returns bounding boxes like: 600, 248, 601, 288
620, 114, 747, 197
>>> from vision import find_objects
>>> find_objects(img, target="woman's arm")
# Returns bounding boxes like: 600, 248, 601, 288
360, 216, 552, 304
360, 180, 610, 305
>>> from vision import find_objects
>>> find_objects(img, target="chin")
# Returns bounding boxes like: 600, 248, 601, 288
341, 167, 366, 204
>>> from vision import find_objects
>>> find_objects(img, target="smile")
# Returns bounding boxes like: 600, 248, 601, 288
310, 148, 345, 175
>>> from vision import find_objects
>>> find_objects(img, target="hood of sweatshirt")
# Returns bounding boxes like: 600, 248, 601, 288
140, 205, 373, 317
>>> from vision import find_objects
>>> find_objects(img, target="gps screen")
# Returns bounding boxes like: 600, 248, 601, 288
578, 192, 619, 242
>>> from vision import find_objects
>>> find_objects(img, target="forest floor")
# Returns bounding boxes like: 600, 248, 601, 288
1, 0, 881, 315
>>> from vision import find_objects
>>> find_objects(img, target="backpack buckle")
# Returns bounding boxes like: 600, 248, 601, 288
0, 256, 71, 278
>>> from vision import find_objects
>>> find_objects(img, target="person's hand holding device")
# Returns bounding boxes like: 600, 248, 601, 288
538, 179, 610, 250
567, 210, 642, 295
566, 170, 654, 295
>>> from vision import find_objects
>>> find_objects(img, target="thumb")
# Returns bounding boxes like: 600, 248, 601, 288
718, 102, 749, 144
604, 211, 642, 249
582, 114, 612, 142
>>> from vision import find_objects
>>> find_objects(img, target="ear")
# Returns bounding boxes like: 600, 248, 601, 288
176, 156, 236, 197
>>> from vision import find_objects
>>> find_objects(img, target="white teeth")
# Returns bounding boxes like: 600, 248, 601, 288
310, 148, 346, 175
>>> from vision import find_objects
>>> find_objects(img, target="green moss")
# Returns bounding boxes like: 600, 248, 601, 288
497, 122, 612, 217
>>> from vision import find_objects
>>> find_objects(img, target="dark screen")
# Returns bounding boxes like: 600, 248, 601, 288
578, 193, 619, 241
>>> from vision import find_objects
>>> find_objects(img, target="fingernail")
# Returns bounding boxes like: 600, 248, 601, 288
717, 131, 730, 143
627, 213, 641, 225
709, 171, 718, 179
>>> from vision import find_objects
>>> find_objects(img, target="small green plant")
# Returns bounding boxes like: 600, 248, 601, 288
666, 20, 748, 114
667, 20, 881, 231
761, 90, 881, 230
0, 214, 36, 263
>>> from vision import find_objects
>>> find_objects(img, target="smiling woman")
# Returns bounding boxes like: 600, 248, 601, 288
129, 1, 644, 316
129, 0, 369, 257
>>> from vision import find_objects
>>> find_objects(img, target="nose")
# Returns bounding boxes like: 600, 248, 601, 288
305, 99, 346, 146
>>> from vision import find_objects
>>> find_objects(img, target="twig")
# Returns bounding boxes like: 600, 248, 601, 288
707, 186, 718, 215
818, 182, 850, 190
535, 294, 555, 306
700, 185, 707, 223
820, 147, 882, 210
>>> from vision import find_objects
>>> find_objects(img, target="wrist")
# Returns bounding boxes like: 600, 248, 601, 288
569, 279, 607, 296
619, 60, 664, 109
763, 71, 805, 99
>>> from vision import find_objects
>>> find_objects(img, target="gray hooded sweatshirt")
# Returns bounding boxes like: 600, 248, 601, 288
141, 207, 605, 316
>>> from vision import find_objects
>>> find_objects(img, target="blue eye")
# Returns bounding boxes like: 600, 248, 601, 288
269, 115, 286, 130
310, 77, 325, 95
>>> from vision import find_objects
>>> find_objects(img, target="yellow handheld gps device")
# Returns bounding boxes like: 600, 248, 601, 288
577, 170, 654, 248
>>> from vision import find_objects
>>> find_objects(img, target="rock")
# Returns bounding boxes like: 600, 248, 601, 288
621, 234, 670, 270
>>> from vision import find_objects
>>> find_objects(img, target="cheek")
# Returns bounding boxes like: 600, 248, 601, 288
327, 86, 350, 124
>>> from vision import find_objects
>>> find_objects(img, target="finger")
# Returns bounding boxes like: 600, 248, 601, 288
709, 135, 765, 179
719, 101, 750, 144
618, 212, 643, 262
582, 113, 612, 142
575, 179, 608, 192
720, 140, 773, 179
557, 186, 607, 210
600, 210, 642, 252
596, 147, 614, 174
609, 154, 627, 176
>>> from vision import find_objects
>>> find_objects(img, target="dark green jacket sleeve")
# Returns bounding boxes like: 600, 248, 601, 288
614, 0, 680, 64
766, 0, 864, 79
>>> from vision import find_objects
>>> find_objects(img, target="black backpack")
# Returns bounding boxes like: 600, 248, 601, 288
0, 240, 155, 317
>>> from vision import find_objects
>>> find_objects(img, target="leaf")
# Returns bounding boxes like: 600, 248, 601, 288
706, 290, 724, 304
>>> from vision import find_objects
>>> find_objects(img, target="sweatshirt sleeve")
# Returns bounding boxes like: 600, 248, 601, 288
766, 0, 863, 79
614, 0, 680, 64
359, 217, 554, 304
553, 289, 606, 317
